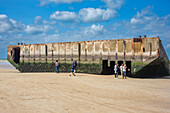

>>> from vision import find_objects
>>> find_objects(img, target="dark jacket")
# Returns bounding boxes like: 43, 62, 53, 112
72, 61, 77, 69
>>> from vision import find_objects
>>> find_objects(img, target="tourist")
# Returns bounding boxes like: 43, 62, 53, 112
72, 60, 77, 73
120, 64, 123, 78
114, 63, 118, 79
69, 60, 77, 76
69, 68, 75, 76
56, 60, 60, 73
123, 64, 127, 79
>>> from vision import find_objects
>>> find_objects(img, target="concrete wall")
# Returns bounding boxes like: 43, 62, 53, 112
8, 36, 169, 76
7, 37, 160, 63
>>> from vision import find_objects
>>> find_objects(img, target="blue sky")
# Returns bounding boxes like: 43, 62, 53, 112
0, 0, 170, 59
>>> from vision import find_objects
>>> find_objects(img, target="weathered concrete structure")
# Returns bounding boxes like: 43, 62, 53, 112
8, 36, 169, 77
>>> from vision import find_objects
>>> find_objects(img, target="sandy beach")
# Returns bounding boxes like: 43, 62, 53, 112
0, 61, 170, 113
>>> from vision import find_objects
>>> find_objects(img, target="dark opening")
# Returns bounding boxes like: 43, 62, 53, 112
143, 48, 145, 52
118, 61, 123, 67
126, 61, 131, 76
102, 60, 108, 70
13, 47, 20, 64
133, 38, 142, 42
102, 60, 115, 74
45, 45, 48, 56
110, 61, 115, 74
102, 60, 108, 74
78, 43, 81, 60
118, 61, 123, 75
10, 50, 13, 56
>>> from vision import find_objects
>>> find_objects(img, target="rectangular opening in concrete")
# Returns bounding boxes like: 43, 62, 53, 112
102, 60, 115, 74
126, 61, 131, 76
118, 61, 123, 66
13, 47, 20, 64
102, 60, 108, 70
102, 60, 109, 74
11, 50, 13, 56
110, 61, 115, 74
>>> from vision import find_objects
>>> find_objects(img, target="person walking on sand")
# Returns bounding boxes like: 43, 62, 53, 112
120, 64, 123, 78
69, 60, 77, 76
69, 68, 75, 76
114, 63, 118, 79
56, 60, 60, 73
123, 64, 127, 79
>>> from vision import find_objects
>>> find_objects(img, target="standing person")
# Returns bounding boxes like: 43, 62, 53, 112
123, 64, 127, 79
114, 63, 118, 79
120, 64, 123, 78
69, 60, 77, 76
72, 60, 77, 73
56, 60, 60, 73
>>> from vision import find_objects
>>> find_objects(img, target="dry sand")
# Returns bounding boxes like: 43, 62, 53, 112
0, 62, 170, 113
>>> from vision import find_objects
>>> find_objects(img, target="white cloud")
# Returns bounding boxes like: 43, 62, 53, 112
85, 24, 104, 35
34, 16, 42, 24
50, 8, 117, 22
39, 0, 82, 5
50, 11, 78, 21
39, 0, 124, 10
0, 15, 13, 33
50, 24, 106, 42
33, 24, 106, 43
25, 16, 57, 35
130, 18, 141, 24
136, 6, 153, 18
130, 6, 154, 24
0, 14, 25, 34
163, 14, 170, 20
101, 0, 124, 9
79, 8, 117, 22
118, 5, 170, 53
0, 15, 7, 19
25, 25, 53, 35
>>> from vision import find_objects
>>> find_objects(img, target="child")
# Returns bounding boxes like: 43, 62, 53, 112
69, 68, 76, 76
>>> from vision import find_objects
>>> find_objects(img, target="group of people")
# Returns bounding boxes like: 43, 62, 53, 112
55, 60, 77, 76
56, 60, 127, 79
114, 63, 127, 79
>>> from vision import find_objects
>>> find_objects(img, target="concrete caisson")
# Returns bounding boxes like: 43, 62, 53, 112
8, 36, 169, 77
